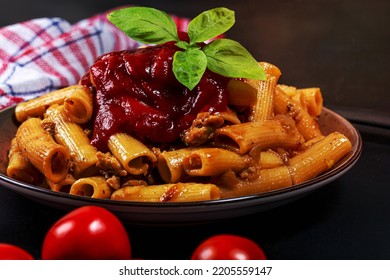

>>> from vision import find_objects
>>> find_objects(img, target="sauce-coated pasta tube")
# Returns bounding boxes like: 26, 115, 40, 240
62, 86, 93, 124
217, 108, 241, 124
245, 62, 281, 121
256, 166, 293, 192
111, 183, 221, 202
182, 148, 254, 177
70, 176, 111, 198
296, 87, 323, 117
259, 150, 285, 169
157, 148, 198, 183
108, 133, 157, 175
45, 105, 98, 178
288, 132, 352, 184
15, 85, 93, 123
214, 120, 303, 154
16, 118, 70, 183
226, 79, 258, 106
217, 166, 293, 197
6, 138, 41, 184
47, 173, 76, 193
274, 85, 322, 141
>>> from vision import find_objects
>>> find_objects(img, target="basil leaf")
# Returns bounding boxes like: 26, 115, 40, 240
188, 7, 235, 43
175, 41, 190, 50
173, 49, 208, 90
203, 38, 266, 80
107, 7, 179, 44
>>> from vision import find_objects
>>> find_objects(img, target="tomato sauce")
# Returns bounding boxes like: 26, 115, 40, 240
81, 41, 229, 151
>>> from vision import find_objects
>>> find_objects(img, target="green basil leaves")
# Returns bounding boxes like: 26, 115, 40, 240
108, 7, 265, 90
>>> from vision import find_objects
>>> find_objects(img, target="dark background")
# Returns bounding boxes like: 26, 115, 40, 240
0, 0, 389, 260
1, 0, 389, 116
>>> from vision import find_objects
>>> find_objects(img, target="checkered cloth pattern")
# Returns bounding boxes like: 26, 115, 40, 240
0, 10, 190, 110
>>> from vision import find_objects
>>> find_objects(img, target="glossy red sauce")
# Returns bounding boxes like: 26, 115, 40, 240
81, 40, 229, 151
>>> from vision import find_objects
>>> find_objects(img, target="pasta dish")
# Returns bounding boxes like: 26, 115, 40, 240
5, 7, 352, 203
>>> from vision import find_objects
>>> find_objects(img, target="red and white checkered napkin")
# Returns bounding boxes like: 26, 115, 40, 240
0, 11, 190, 110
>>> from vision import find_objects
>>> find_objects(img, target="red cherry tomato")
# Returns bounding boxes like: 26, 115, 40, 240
191, 234, 267, 260
0, 243, 34, 260
42, 206, 131, 260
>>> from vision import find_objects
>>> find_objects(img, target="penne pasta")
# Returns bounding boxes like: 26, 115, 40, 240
15, 117, 70, 183
70, 176, 112, 199
217, 166, 293, 197
7, 42, 353, 203
15, 85, 93, 123
182, 147, 254, 177
259, 150, 285, 169
157, 148, 198, 183
296, 87, 323, 117
62, 86, 94, 124
44, 105, 99, 178
107, 133, 157, 175
245, 62, 282, 121
226, 79, 258, 106
47, 173, 76, 193
6, 138, 41, 184
111, 183, 221, 202
216, 107, 241, 124
288, 132, 352, 184
277, 84, 297, 97
214, 120, 303, 154
274, 85, 322, 141
255, 166, 293, 192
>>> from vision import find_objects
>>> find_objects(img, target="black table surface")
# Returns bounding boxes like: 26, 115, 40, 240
0, 0, 389, 260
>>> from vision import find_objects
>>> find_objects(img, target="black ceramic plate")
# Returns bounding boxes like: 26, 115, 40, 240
0, 106, 362, 225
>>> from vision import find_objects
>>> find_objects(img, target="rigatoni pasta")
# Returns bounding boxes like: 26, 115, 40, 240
70, 176, 112, 198
245, 62, 281, 122
15, 85, 93, 123
182, 148, 255, 177
107, 133, 157, 176
157, 148, 198, 183
6, 138, 41, 184
7, 59, 353, 203
47, 173, 76, 193
15, 117, 70, 183
274, 85, 322, 141
111, 183, 221, 202
214, 119, 304, 154
44, 104, 99, 178
287, 132, 352, 184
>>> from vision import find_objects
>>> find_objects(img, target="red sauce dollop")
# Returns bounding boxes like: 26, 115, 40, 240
81, 41, 229, 151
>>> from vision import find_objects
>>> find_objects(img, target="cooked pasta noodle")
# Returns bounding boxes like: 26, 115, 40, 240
15, 85, 92, 123
70, 176, 112, 199
111, 183, 221, 202
107, 133, 157, 176
6, 138, 41, 184
214, 120, 303, 154
45, 105, 99, 178
8, 58, 353, 202
245, 62, 281, 121
15, 117, 70, 183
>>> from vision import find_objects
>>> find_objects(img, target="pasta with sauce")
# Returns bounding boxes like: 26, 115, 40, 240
7, 53, 352, 202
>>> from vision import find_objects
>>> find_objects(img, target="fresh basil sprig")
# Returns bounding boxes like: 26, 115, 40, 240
107, 7, 266, 90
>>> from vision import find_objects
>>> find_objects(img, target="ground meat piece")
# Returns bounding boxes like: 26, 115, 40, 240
181, 112, 224, 146
96, 151, 127, 176
41, 119, 56, 136
106, 175, 121, 189
239, 165, 260, 180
